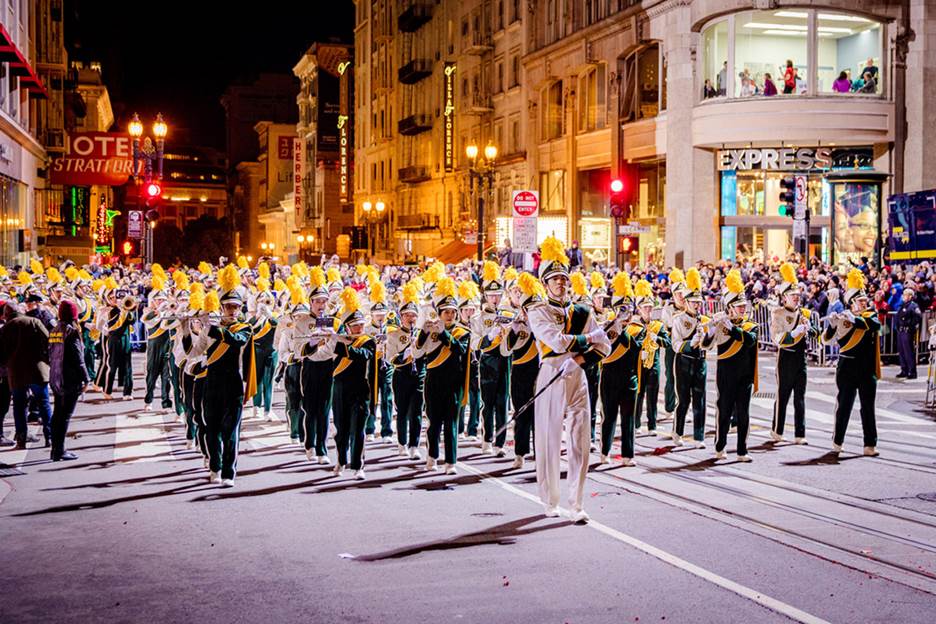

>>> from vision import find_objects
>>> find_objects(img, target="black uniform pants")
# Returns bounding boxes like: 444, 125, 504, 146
773, 350, 806, 438
715, 368, 752, 455
366, 361, 394, 437
283, 363, 303, 440
600, 376, 638, 458
674, 353, 706, 442
510, 365, 537, 458
103, 334, 133, 396
585, 364, 600, 441
425, 373, 459, 465
203, 384, 243, 480
181, 371, 203, 445
460, 359, 481, 436
833, 361, 877, 447
50, 390, 80, 459
332, 380, 368, 470
480, 354, 509, 447
393, 367, 424, 448
301, 359, 334, 457
635, 366, 660, 431
144, 336, 172, 407
663, 345, 677, 413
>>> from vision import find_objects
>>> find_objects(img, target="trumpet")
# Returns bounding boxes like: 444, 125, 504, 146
120, 294, 138, 312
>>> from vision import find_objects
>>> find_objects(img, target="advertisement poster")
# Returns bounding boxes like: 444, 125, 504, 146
832, 181, 879, 265
888, 190, 936, 261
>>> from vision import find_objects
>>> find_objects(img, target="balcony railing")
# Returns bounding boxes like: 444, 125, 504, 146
398, 59, 432, 85
398, 165, 431, 184
398, 1, 433, 32
465, 31, 494, 55
398, 213, 439, 229
465, 93, 494, 114
398, 114, 433, 136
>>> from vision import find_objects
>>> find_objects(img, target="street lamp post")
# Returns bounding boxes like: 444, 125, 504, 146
361, 200, 385, 263
466, 142, 497, 261
128, 112, 168, 265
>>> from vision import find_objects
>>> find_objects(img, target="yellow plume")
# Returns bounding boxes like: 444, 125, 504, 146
780, 262, 798, 285
258, 262, 271, 280
91, 278, 103, 293
273, 278, 287, 292
355, 264, 369, 277
339, 287, 360, 314
173, 271, 190, 291
590, 271, 606, 290
236, 256, 249, 270
190, 282, 205, 295
104, 276, 118, 292
198, 261, 213, 276
458, 280, 480, 301
217, 264, 240, 293
326, 267, 341, 284
402, 281, 421, 305
517, 272, 543, 298
669, 268, 685, 285
409, 276, 425, 293
846, 268, 865, 292
78, 269, 92, 282
503, 266, 518, 283
17, 271, 32, 286
540, 236, 568, 264
310, 266, 326, 288
370, 279, 387, 304
289, 283, 307, 307
482, 260, 501, 284
46, 268, 63, 285
435, 276, 456, 299
0, 265, 7, 278
64, 267, 79, 282
634, 279, 653, 299
292, 261, 309, 280
611, 272, 633, 298
255, 277, 270, 292
151, 263, 167, 281
203, 290, 221, 313
188, 290, 205, 311
570, 272, 588, 296
151, 274, 165, 292
423, 261, 445, 283
30, 259, 43, 275
686, 268, 702, 292
725, 269, 744, 295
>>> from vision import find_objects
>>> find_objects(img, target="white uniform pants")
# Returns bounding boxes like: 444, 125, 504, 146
534, 357, 591, 511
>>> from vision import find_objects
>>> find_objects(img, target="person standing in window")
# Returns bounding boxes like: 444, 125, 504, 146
716, 61, 727, 96
833, 71, 852, 93
857, 71, 877, 94
763, 73, 778, 96
782, 60, 796, 94
703, 79, 717, 99
864, 58, 879, 81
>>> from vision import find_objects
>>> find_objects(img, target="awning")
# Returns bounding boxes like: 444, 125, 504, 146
433, 239, 495, 264
0, 24, 48, 99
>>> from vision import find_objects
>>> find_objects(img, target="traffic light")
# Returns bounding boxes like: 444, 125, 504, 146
619, 235, 639, 256
610, 178, 629, 220
122, 240, 134, 256
145, 182, 161, 199
778, 176, 796, 217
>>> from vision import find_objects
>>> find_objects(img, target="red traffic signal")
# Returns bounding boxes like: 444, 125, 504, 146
610, 178, 624, 193
610, 178, 629, 219
619, 235, 639, 255
122, 240, 134, 256
145, 183, 161, 198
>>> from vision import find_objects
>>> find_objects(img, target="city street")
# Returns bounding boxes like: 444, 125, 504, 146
2, 353, 936, 624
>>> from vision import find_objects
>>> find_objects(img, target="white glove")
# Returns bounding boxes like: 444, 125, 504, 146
690, 332, 703, 348
641, 350, 650, 364
486, 326, 501, 342
559, 357, 578, 377
791, 324, 806, 338
844, 311, 856, 323
586, 328, 605, 345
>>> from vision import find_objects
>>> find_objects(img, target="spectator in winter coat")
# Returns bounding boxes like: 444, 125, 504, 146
48, 300, 89, 461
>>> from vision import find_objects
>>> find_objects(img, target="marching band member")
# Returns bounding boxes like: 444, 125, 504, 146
473, 261, 511, 456
506, 273, 543, 470
168, 287, 203, 450
247, 273, 280, 422
69, 268, 98, 383
661, 269, 687, 419
275, 279, 308, 444
599, 272, 640, 466
165, 270, 192, 425
669, 268, 708, 448
457, 280, 482, 442
364, 277, 394, 442
385, 280, 425, 459
571, 271, 600, 449
414, 276, 469, 475
704, 270, 757, 462
633, 279, 670, 436
97, 278, 136, 401
823, 269, 880, 457
527, 237, 610, 522
197, 265, 256, 486
141, 273, 173, 412
326, 287, 376, 479
770, 262, 814, 444
587, 272, 611, 449
299, 266, 335, 463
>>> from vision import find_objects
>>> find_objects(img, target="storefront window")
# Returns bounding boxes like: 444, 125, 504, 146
702, 20, 728, 98
816, 12, 882, 94
578, 168, 610, 218
539, 169, 565, 213
701, 9, 884, 101
0, 175, 26, 266
637, 161, 664, 219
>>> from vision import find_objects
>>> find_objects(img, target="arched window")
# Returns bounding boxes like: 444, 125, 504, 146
578, 62, 607, 132
541, 80, 564, 140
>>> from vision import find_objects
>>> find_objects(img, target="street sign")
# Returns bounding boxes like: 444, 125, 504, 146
127, 210, 143, 240
513, 216, 537, 253
792, 218, 806, 240
794, 174, 808, 219
618, 223, 650, 235
511, 190, 539, 218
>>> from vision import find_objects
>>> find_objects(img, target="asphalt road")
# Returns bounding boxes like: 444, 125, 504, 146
2, 353, 936, 624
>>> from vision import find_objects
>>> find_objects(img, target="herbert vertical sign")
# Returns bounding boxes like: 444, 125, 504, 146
512, 190, 539, 254
293, 137, 304, 217
443, 62, 456, 173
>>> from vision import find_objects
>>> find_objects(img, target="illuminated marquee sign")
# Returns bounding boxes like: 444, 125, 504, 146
338, 114, 349, 202
50, 132, 135, 186
294, 138, 304, 217
443, 62, 456, 173
717, 147, 833, 172
93, 199, 119, 252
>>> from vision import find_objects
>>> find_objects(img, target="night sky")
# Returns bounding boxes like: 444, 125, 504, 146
66, 0, 355, 149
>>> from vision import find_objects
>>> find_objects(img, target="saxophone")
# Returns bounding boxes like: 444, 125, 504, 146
642, 326, 660, 369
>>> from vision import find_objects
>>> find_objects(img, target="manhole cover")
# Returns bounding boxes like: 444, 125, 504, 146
917, 492, 936, 503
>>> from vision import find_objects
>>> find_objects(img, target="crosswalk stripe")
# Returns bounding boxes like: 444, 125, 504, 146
113, 410, 175, 463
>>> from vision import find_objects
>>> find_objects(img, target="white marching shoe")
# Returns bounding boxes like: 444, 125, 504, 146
203, 457, 210, 469
693, 440, 706, 449
544, 506, 561, 518
305, 448, 315, 461
599, 454, 611, 465
444, 464, 457, 475
737, 454, 752, 463
409, 447, 422, 461
381, 436, 393, 444
249, 406, 259, 420
831, 443, 843, 453
365, 434, 375, 442
511, 456, 525, 470
209, 471, 221, 484
620, 457, 636, 467
769, 430, 784, 442
714, 450, 726, 460
397, 444, 408, 456
333, 464, 346, 476
143, 403, 152, 412
185, 439, 195, 450
794, 437, 808, 445
493, 446, 506, 458
318, 455, 331, 465
570, 509, 590, 524
671, 433, 684, 447
220, 478, 235, 488
425, 457, 439, 471
863, 446, 879, 457
265, 410, 280, 422
481, 442, 493, 454
354, 469, 367, 480
122, 395, 133, 401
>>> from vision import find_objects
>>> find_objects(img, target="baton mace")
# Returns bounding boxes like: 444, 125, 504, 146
491, 366, 566, 441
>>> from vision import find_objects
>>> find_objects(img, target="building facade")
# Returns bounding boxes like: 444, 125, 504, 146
253, 121, 298, 260
351, 0, 936, 266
